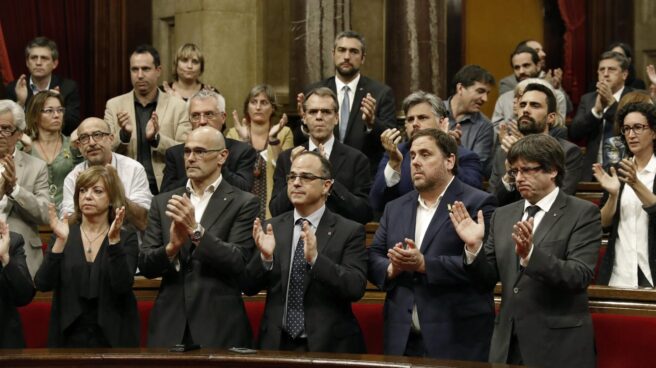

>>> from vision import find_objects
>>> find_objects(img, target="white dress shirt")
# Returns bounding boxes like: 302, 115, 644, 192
308, 135, 335, 159
186, 174, 222, 224
335, 74, 360, 119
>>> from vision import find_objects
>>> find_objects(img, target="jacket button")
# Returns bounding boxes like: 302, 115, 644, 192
513, 287, 519, 294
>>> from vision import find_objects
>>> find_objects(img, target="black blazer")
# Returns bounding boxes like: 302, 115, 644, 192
139, 182, 259, 348
0, 232, 35, 348
6, 74, 81, 136
307, 76, 397, 173
160, 138, 257, 193
269, 140, 373, 224
34, 225, 139, 347
242, 209, 367, 353
569, 87, 633, 181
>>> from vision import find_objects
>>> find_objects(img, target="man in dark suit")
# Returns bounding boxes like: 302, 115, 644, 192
370, 91, 483, 213
161, 89, 256, 192
368, 129, 496, 360
139, 126, 259, 348
303, 30, 396, 174
570, 51, 633, 181
488, 83, 582, 205
6, 37, 80, 135
0, 225, 35, 348
451, 134, 601, 367
270, 87, 372, 224
243, 151, 367, 353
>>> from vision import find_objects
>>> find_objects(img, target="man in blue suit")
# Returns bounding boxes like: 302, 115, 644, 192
370, 91, 482, 213
368, 128, 496, 360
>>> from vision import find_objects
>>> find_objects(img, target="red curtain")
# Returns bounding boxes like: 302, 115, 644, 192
0, 21, 14, 85
0, 0, 90, 115
558, 0, 586, 105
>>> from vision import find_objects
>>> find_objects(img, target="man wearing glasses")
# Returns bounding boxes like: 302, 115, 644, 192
61, 117, 151, 230
140, 126, 258, 349
243, 150, 367, 353
270, 87, 372, 224
488, 83, 582, 206
0, 100, 49, 277
160, 89, 256, 192
450, 134, 601, 367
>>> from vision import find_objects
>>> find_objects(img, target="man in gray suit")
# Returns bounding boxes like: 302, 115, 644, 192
0, 100, 49, 277
450, 134, 601, 367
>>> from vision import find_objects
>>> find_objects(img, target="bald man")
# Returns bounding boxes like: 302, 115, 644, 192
139, 126, 259, 348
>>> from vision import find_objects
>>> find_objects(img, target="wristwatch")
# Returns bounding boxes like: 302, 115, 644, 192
190, 223, 204, 242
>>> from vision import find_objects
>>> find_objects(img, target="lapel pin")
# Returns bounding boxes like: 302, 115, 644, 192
447, 204, 453, 213
327, 231, 332, 236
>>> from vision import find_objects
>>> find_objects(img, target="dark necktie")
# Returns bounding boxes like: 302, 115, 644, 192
525, 205, 540, 219
285, 218, 309, 338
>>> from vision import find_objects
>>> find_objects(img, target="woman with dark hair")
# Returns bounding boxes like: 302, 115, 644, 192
35, 166, 140, 347
595, 102, 656, 288
161, 43, 217, 101
609, 42, 647, 90
227, 84, 292, 219
25, 90, 82, 209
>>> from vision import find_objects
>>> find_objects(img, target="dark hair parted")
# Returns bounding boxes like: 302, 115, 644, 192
599, 51, 629, 71
510, 45, 540, 67
508, 134, 565, 187
402, 90, 448, 118
25, 37, 59, 60
133, 44, 161, 67
303, 87, 339, 113
242, 84, 279, 124
451, 65, 495, 95
523, 83, 557, 114
409, 129, 459, 176
616, 102, 656, 150
25, 90, 64, 139
71, 166, 130, 225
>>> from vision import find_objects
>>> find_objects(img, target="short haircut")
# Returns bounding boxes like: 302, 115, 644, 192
334, 30, 366, 55
402, 91, 448, 118
451, 65, 495, 95
189, 89, 226, 113
25, 36, 59, 60
409, 128, 459, 175
25, 90, 64, 138
522, 83, 557, 114
303, 87, 339, 113
510, 45, 539, 67
132, 44, 161, 67
172, 43, 205, 81
242, 84, 279, 123
0, 99, 26, 131
72, 166, 129, 225
599, 51, 629, 71
508, 134, 565, 187
293, 150, 334, 179
616, 102, 656, 149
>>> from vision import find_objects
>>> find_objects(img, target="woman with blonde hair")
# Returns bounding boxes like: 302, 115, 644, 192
227, 84, 292, 219
161, 43, 217, 101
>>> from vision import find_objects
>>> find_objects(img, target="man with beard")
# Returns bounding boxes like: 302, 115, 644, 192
370, 91, 483, 213
445, 65, 496, 176
303, 31, 396, 174
368, 129, 496, 360
488, 83, 582, 205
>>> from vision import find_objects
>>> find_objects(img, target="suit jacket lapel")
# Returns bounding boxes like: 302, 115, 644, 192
304, 210, 337, 292
276, 212, 295, 300
419, 179, 463, 253
532, 191, 567, 247
199, 180, 233, 229
329, 142, 347, 174
6, 152, 26, 215
347, 78, 367, 136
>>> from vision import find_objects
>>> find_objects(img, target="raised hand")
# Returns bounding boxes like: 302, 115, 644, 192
380, 128, 403, 171
512, 218, 534, 259
301, 220, 317, 263
290, 146, 306, 163
15, 74, 28, 107
617, 158, 639, 187
117, 111, 133, 136
0, 155, 17, 194
592, 163, 620, 196
360, 93, 377, 129
387, 238, 425, 273
449, 123, 463, 146
269, 113, 288, 139
0, 220, 10, 265
108, 206, 126, 244
145, 112, 160, 141
448, 201, 485, 252
48, 203, 69, 241
162, 81, 182, 99
232, 110, 250, 141
252, 218, 276, 260
165, 193, 196, 235
296, 92, 306, 116
647, 65, 656, 85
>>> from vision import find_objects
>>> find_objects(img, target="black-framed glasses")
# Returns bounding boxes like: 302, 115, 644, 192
508, 165, 543, 179
286, 172, 330, 184
306, 108, 336, 117
183, 147, 224, 158
42, 107, 66, 116
621, 123, 650, 136
189, 111, 219, 122
0, 126, 18, 137
78, 131, 110, 144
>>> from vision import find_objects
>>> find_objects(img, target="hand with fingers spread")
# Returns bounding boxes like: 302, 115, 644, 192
387, 238, 425, 273
449, 123, 463, 146
48, 202, 69, 254
145, 112, 160, 141
269, 113, 288, 140
253, 218, 276, 261
380, 128, 403, 171
616, 158, 640, 187
360, 93, 377, 129
117, 111, 133, 137
449, 201, 485, 253
108, 206, 126, 244
0, 220, 11, 265
300, 220, 317, 263
512, 218, 534, 259
162, 81, 182, 99
592, 163, 620, 196
231, 110, 250, 141
15, 74, 28, 107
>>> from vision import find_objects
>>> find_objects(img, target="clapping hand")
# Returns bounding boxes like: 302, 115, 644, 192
108, 206, 126, 244
253, 218, 276, 261
232, 110, 250, 141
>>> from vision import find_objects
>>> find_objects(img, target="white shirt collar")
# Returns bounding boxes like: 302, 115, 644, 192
186, 174, 223, 196
309, 135, 335, 158
335, 74, 360, 94
417, 176, 454, 210
641, 154, 656, 174
613, 86, 625, 104
524, 186, 560, 213
293, 204, 326, 228
29, 75, 52, 92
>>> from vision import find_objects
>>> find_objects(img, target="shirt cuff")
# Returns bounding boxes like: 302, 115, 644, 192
261, 254, 273, 271
384, 163, 401, 187
9, 184, 20, 198
119, 129, 131, 144
149, 133, 160, 147
590, 107, 603, 120
464, 242, 483, 264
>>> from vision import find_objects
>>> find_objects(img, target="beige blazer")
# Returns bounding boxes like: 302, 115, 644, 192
104, 91, 191, 188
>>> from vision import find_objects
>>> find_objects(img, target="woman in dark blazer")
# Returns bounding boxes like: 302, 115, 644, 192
35, 166, 139, 347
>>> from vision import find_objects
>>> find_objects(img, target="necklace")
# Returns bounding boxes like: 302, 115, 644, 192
36, 137, 62, 164
80, 225, 108, 254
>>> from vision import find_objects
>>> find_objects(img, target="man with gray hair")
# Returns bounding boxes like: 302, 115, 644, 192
161, 89, 256, 192
0, 100, 49, 277
370, 91, 483, 213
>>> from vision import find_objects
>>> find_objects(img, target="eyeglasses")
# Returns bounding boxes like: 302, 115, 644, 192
508, 165, 543, 179
621, 123, 650, 136
306, 108, 336, 117
0, 125, 18, 137
189, 111, 219, 122
183, 147, 224, 158
42, 107, 66, 116
286, 172, 330, 184
78, 131, 110, 144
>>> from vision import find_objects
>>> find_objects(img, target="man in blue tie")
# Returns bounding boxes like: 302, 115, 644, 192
243, 151, 367, 353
